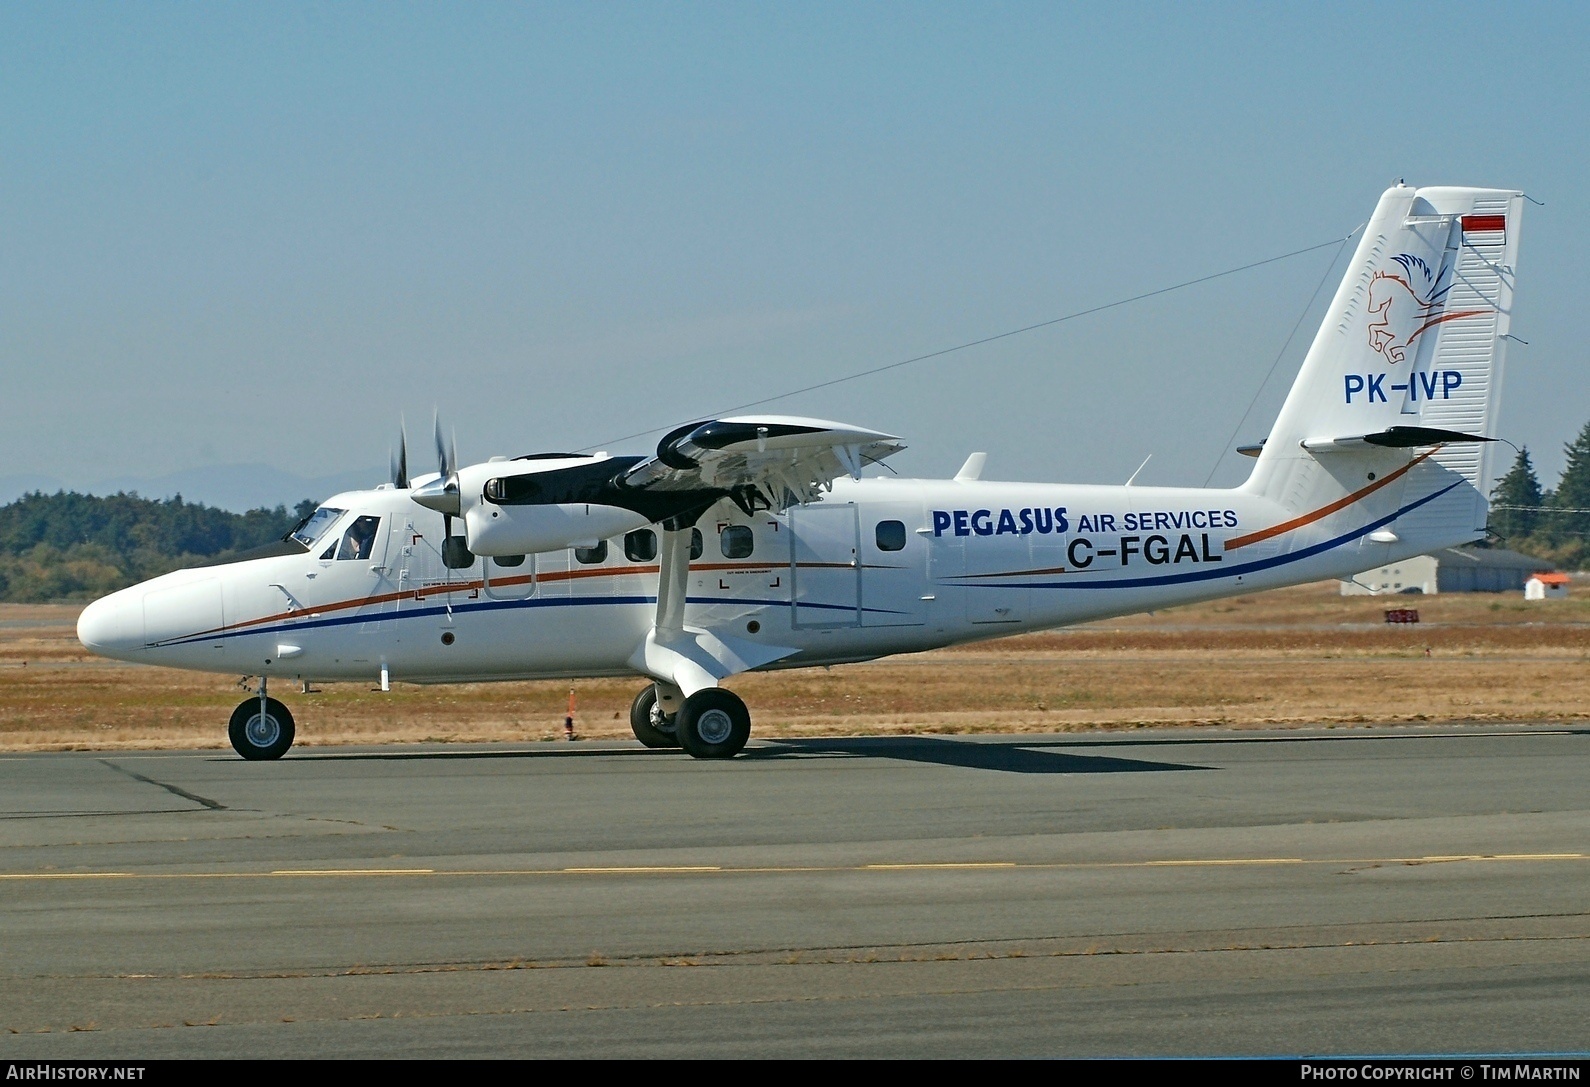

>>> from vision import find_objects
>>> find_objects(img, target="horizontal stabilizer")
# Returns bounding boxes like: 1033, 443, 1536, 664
1299, 426, 1497, 454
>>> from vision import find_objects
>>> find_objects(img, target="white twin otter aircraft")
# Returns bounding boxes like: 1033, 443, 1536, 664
77, 184, 1524, 760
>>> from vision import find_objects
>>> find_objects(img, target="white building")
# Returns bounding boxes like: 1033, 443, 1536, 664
1525, 572, 1571, 600
1339, 555, 1438, 596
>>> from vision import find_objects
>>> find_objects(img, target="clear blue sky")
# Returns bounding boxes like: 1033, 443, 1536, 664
3, 1, 1586, 502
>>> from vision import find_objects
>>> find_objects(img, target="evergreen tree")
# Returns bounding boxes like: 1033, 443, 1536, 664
1489, 447, 1544, 541
1553, 420, 1590, 544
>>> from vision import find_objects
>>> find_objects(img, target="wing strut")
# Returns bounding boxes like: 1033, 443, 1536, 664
628, 523, 799, 704
653, 526, 692, 638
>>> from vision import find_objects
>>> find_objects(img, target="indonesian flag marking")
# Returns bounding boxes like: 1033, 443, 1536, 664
1461, 214, 1506, 234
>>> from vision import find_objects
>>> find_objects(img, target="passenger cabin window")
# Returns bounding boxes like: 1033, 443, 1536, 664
492, 554, 525, 568
721, 525, 754, 559
336, 516, 382, 560
574, 540, 608, 564
690, 528, 703, 560
625, 530, 657, 562
875, 520, 907, 552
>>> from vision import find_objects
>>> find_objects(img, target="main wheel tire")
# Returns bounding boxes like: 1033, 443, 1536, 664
629, 685, 679, 748
228, 697, 296, 761
675, 688, 751, 760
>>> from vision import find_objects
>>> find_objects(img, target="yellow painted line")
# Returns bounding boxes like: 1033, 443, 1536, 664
1496, 853, 1586, 860
1144, 858, 1304, 867
1418, 853, 1585, 863
270, 868, 435, 876
865, 862, 1018, 870
0, 853, 1584, 882
562, 866, 722, 874
0, 872, 137, 880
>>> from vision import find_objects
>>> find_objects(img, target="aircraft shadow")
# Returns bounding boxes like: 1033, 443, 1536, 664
1019, 724, 1587, 752
244, 724, 1575, 772
750, 736, 1208, 775
284, 736, 1207, 775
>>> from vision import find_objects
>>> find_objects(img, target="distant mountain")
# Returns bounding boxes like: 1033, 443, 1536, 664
0, 463, 385, 514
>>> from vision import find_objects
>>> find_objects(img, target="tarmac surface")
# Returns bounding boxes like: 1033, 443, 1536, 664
1, 725, 1587, 1058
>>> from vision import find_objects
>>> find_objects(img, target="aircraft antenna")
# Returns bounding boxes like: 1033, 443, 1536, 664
1124, 454, 1152, 487
583, 229, 1363, 454
1199, 229, 1359, 487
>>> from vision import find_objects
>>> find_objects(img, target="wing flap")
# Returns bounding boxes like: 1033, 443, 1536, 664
619, 415, 904, 510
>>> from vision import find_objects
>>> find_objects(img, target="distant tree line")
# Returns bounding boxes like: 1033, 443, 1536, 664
0, 492, 317, 603
2, 425, 1585, 603
1489, 419, 1590, 569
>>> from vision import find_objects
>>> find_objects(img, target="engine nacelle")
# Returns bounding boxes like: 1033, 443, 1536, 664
462, 500, 650, 556
417, 453, 676, 558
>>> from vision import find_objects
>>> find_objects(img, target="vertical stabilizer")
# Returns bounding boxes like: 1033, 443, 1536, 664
1244, 184, 1523, 555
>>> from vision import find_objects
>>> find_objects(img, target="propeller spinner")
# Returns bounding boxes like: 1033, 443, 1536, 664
410, 414, 474, 568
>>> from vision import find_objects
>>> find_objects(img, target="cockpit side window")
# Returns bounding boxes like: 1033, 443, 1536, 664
336, 516, 382, 561
292, 506, 347, 548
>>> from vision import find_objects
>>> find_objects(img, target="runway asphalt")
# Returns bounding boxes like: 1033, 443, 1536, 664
1, 725, 1587, 1058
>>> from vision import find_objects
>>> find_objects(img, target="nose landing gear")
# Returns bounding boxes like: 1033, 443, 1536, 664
229, 678, 296, 760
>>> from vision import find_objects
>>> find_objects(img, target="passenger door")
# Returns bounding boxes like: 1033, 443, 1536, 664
789, 503, 861, 628
860, 509, 927, 627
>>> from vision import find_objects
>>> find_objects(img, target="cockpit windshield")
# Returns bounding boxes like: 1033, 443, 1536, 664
290, 507, 346, 548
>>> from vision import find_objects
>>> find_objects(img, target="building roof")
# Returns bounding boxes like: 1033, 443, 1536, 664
1528, 572, 1572, 585
1434, 546, 1556, 571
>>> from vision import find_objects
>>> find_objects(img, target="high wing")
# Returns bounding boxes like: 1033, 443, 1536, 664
411, 414, 907, 708
618, 417, 904, 716
424, 415, 905, 559
617, 415, 905, 515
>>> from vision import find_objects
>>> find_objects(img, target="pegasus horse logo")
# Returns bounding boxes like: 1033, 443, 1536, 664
1366, 253, 1483, 364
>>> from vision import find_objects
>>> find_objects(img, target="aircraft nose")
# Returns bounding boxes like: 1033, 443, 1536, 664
77, 590, 145, 657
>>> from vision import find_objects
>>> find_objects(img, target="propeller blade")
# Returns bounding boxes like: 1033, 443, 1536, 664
413, 410, 462, 522
412, 414, 476, 570
390, 418, 410, 489
433, 412, 454, 479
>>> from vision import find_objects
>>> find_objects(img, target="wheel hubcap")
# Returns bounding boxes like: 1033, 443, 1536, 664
649, 704, 676, 735
695, 707, 734, 745
246, 713, 280, 748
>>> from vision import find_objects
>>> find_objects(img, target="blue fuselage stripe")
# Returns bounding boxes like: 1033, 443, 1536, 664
990, 481, 1463, 591
151, 481, 1463, 647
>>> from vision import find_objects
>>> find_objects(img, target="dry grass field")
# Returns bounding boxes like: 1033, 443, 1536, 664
3, 582, 1587, 752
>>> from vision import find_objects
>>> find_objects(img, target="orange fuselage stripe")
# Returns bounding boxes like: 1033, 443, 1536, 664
198, 559, 863, 639
1225, 448, 1437, 552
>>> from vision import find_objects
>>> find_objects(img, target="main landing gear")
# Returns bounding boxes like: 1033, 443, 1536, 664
629, 684, 679, 749
629, 683, 751, 759
229, 678, 296, 760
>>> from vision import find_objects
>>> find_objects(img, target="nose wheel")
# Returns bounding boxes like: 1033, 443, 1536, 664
229, 696, 296, 760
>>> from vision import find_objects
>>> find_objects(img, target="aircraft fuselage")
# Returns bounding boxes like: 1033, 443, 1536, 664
76, 472, 1436, 685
